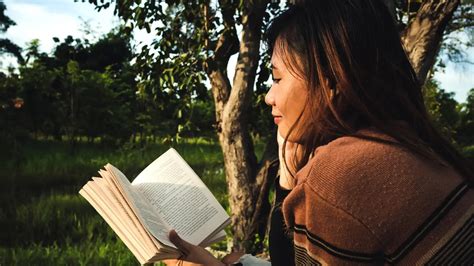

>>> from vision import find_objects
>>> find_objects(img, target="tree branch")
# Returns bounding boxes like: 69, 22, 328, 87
204, 0, 239, 132
401, 0, 461, 85
223, 0, 268, 125
220, 0, 269, 179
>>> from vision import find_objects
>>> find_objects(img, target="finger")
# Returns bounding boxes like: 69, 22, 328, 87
222, 251, 245, 264
168, 230, 190, 255
162, 259, 179, 266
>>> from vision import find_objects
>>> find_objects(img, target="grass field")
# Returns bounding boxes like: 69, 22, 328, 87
0, 137, 241, 265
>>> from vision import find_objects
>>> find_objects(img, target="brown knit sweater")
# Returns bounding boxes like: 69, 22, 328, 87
282, 130, 473, 265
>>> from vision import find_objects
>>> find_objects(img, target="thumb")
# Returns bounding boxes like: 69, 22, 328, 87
168, 230, 191, 255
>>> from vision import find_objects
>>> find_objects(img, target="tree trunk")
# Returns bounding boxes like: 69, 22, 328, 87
205, 0, 278, 252
401, 0, 460, 85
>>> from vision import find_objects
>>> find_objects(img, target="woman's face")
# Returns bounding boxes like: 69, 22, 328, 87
265, 47, 308, 141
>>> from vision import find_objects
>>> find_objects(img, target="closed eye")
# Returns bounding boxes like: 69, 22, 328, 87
272, 78, 281, 84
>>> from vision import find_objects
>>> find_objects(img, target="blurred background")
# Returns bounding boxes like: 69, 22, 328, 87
0, 0, 473, 265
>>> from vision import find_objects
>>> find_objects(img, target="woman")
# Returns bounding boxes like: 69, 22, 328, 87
167, 0, 474, 265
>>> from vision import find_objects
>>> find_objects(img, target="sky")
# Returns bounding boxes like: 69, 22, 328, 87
1, 0, 473, 103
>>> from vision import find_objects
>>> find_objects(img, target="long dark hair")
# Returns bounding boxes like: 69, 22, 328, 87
266, 0, 473, 184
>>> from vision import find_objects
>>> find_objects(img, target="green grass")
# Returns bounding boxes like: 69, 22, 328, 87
0, 239, 136, 266
2, 138, 225, 192
1, 193, 110, 245
0, 191, 137, 265
0, 137, 244, 265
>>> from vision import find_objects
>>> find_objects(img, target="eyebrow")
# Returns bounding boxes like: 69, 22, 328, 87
271, 64, 278, 70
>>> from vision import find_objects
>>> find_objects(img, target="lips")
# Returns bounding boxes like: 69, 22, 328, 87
273, 115, 282, 124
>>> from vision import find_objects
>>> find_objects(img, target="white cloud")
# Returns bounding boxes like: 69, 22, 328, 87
6, 3, 77, 52
3, 0, 117, 53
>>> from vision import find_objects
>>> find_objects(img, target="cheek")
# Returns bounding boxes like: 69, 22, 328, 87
275, 78, 308, 118
288, 88, 307, 114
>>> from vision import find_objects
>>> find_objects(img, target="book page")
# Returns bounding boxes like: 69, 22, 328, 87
100, 171, 169, 253
91, 177, 153, 255
103, 164, 176, 247
79, 183, 147, 264
132, 148, 230, 245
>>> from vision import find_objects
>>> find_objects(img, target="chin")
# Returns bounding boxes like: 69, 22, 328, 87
279, 127, 306, 144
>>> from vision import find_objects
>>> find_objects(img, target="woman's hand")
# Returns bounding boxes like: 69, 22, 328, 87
165, 230, 224, 266
277, 130, 301, 189
221, 251, 246, 264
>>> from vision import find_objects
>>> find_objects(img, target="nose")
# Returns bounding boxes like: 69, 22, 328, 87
265, 85, 275, 106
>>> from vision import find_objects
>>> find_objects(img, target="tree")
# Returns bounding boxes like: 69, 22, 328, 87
0, 1, 26, 163
4, 27, 140, 145
83, 0, 472, 252
383, 0, 473, 84
423, 78, 460, 141
0, 69, 27, 163
0, 1, 23, 63
18, 60, 62, 138
457, 88, 474, 145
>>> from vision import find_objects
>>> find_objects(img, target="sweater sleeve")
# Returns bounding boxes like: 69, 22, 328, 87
282, 181, 385, 265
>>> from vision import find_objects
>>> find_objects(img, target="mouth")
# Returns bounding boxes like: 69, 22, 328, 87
272, 115, 282, 125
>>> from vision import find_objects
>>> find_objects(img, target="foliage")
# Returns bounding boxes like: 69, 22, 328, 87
0, 1, 23, 62
0, 70, 28, 166
462, 144, 474, 158
1, 27, 144, 155
0, 2, 26, 163
84, 0, 280, 138
423, 78, 474, 147
457, 88, 474, 145
80, 0, 474, 143
423, 79, 460, 141
0, 18, 221, 156
442, 0, 474, 64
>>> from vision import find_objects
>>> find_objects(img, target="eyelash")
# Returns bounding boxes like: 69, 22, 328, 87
272, 78, 281, 84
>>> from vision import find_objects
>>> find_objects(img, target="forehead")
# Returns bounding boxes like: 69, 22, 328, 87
270, 43, 307, 80
270, 47, 285, 70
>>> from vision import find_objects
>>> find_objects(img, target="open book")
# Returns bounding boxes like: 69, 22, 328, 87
79, 148, 230, 264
